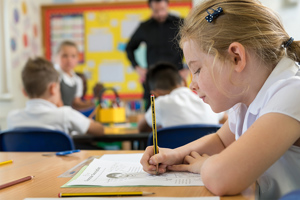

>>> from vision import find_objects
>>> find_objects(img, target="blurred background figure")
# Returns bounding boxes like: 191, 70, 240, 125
126, 0, 188, 109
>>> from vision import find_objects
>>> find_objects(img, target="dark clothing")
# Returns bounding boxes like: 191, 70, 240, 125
126, 15, 184, 70
143, 82, 151, 110
60, 79, 77, 106
126, 15, 184, 110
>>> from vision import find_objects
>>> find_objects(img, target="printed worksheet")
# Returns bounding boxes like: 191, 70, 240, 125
67, 154, 204, 187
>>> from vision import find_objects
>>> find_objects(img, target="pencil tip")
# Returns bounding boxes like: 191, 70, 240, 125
143, 192, 155, 195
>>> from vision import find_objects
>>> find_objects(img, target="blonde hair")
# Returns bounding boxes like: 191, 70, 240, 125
179, 0, 300, 67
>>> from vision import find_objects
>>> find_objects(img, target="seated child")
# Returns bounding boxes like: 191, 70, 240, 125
56, 40, 94, 110
7, 57, 104, 136
141, 1, 300, 198
138, 62, 226, 132
93, 82, 104, 100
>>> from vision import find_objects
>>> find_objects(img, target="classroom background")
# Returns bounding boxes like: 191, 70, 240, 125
0, 0, 299, 129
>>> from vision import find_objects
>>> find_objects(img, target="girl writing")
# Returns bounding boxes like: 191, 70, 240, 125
140, 0, 300, 199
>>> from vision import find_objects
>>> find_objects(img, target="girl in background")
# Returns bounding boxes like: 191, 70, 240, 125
56, 41, 94, 110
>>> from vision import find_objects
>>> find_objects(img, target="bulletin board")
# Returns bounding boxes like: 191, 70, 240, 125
41, 0, 192, 99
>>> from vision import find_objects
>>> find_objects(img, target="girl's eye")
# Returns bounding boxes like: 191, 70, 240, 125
194, 68, 200, 75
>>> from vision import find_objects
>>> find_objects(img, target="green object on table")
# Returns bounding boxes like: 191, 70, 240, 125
97, 141, 122, 150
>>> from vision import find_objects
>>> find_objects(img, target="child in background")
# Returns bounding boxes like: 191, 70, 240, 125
7, 57, 104, 137
56, 40, 94, 110
140, 0, 300, 199
93, 82, 104, 100
138, 62, 226, 132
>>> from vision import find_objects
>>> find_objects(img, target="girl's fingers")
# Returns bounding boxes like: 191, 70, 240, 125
183, 155, 194, 164
167, 164, 189, 172
190, 151, 201, 158
184, 151, 201, 164
159, 164, 168, 169
140, 146, 157, 173
158, 165, 167, 174
201, 153, 209, 158
140, 146, 153, 165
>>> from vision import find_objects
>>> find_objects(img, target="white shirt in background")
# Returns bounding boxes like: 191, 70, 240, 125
7, 99, 90, 136
145, 87, 224, 128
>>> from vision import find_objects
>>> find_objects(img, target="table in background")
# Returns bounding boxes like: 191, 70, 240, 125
73, 124, 150, 150
0, 151, 255, 200
73, 133, 149, 150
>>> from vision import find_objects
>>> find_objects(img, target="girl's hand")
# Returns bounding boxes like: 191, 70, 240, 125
140, 146, 183, 175
167, 151, 210, 174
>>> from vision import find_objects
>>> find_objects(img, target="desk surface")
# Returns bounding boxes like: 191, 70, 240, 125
0, 151, 255, 200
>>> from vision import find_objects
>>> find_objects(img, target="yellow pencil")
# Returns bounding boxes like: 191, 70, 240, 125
58, 191, 155, 197
150, 95, 159, 173
0, 160, 13, 166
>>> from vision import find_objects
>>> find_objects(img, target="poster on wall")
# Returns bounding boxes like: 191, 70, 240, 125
50, 14, 85, 63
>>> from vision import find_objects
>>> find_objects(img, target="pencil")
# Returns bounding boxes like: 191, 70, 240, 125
0, 176, 34, 190
58, 191, 155, 197
150, 95, 159, 173
0, 159, 13, 166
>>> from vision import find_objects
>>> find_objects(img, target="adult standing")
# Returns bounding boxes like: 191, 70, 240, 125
126, 0, 187, 109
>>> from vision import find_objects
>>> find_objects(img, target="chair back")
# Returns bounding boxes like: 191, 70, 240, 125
280, 189, 300, 200
79, 107, 95, 118
147, 124, 222, 149
0, 127, 75, 151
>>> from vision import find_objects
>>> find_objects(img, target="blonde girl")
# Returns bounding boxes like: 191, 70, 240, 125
140, 0, 300, 199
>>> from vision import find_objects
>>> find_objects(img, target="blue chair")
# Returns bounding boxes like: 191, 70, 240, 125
79, 107, 95, 118
147, 124, 222, 149
0, 127, 75, 151
280, 189, 300, 200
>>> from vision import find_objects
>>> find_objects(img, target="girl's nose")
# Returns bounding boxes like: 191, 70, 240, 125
189, 79, 199, 91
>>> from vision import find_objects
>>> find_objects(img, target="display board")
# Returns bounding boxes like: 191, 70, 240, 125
41, 1, 192, 99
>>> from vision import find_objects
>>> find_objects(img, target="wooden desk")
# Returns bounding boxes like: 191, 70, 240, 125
0, 151, 255, 200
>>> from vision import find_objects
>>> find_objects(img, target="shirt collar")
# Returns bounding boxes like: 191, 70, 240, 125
58, 68, 76, 77
248, 57, 299, 115
26, 99, 57, 111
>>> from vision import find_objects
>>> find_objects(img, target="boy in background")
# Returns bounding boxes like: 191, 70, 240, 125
7, 57, 104, 136
138, 62, 227, 132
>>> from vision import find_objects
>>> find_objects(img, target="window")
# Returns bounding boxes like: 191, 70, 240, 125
0, 0, 12, 100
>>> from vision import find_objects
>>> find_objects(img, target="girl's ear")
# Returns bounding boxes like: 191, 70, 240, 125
227, 42, 246, 73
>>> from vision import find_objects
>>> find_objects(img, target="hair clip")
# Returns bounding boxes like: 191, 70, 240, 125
205, 7, 223, 23
283, 37, 294, 48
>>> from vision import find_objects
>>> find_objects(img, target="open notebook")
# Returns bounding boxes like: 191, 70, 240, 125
62, 153, 204, 187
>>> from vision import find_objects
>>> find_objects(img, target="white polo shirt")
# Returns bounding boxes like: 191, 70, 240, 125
58, 69, 83, 98
145, 87, 224, 128
7, 99, 90, 136
228, 57, 300, 199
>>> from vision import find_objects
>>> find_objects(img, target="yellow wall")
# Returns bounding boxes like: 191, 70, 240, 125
73, 5, 191, 98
